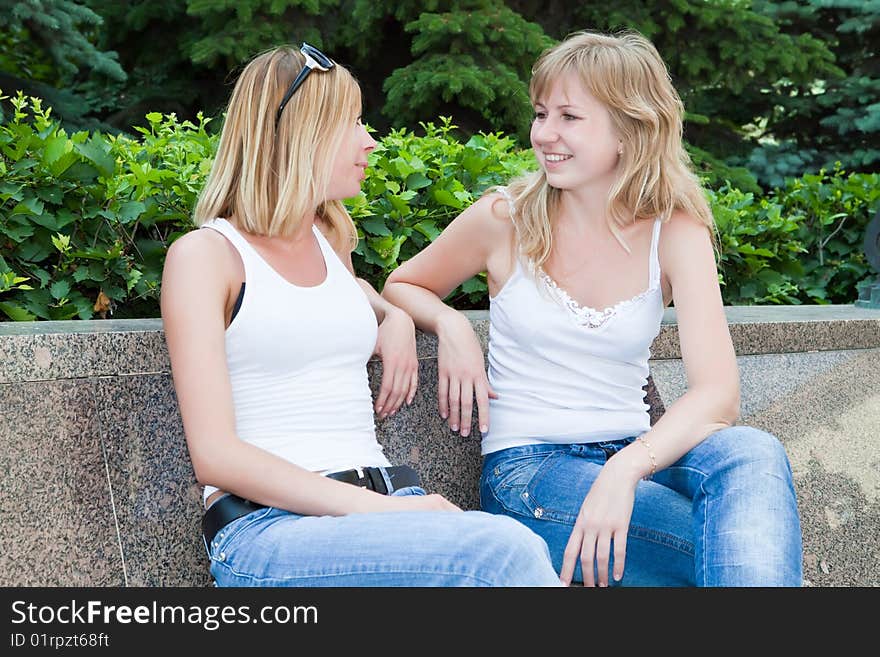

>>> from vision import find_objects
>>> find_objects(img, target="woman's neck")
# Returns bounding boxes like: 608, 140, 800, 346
557, 180, 616, 234
232, 213, 318, 244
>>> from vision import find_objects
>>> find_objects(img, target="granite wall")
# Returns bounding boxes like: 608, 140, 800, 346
1, 305, 877, 587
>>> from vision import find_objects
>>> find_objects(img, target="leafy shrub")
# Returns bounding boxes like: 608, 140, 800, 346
712, 167, 878, 305
0, 92, 214, 320
711, 186, 808, 304
1, 95, 878, 320
350, 117, 534, 306
781, 167, 879, 303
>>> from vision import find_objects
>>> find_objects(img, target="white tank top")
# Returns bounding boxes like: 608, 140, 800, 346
483, 189, 664, 455
200, 218, 390, 503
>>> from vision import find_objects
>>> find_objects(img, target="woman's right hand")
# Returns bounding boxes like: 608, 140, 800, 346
436, 309, 498, 438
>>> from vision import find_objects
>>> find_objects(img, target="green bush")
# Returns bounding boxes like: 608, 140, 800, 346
0, 92, 214, 320
713, 168, 879, 305
350, 117, 534, 306
1, 94, 878, 320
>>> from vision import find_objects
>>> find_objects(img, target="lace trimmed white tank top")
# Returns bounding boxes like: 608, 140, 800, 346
200, 218, 390, 504
483, 188, 665, 455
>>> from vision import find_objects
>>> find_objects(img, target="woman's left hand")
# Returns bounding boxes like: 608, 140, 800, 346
560, 461, 639, 587
373, 307, 419, 419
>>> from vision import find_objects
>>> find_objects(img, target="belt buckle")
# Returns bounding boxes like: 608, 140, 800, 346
363, 466, 388, 494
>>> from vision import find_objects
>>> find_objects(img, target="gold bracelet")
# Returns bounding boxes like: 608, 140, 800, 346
637, 436, 657, 481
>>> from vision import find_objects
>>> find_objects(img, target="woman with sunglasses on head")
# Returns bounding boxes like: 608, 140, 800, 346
382, 30, 803, 587
161, 44, 562, 587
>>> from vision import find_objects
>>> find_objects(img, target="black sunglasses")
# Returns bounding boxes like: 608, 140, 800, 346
275, 43, 335, 127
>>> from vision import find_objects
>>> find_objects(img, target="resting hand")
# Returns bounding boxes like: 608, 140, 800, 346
560, 462, 639, 587
373, 307, 418, 418
436, 310, 498, 437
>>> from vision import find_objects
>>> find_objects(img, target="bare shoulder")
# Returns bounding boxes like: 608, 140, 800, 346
161, 226, 238, 309
164, 226, 234, 274
166, 225, 226, 258
661, 210, 713, 242
482, 190, 518, 227
459, 191, 517, 244
659, 210, 714, 261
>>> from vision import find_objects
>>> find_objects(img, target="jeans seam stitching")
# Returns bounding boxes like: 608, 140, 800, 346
211, 560, 500, 586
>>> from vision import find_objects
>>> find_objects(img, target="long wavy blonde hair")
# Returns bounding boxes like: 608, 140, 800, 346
194, 46, 360, 250
502, 29, 714, 266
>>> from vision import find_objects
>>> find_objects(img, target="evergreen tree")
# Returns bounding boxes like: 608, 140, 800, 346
0, 0, 126, 127
42, 0, 871, 192
382, 1, 553, 140
746, 0, 879, 186
85, 0, 207, 129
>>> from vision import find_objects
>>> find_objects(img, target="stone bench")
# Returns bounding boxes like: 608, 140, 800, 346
1, 305, 878, 586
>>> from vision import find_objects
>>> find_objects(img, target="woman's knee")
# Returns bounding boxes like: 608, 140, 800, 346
706, 425, 794, 477
468, 512, 561, 586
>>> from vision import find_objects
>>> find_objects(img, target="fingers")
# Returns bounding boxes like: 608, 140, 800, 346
580, 531, 597, 588
447, 377, 461, 433
407, 369, 418, 406
475, 381, 496, 435
613, 531, 627, 583
595, 530, 612, 587
560, 528, 583, 586
459, 380, 474, 437
438, 374, 449, 421
377, 360, 418, 419
391, 367, 411, 415
374, 367, 393, 417
438, 368, 495, 437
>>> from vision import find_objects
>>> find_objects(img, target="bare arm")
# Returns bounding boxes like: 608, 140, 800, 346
560, 212, 740, 586
606, 213, 740, 483
383, 194, 509, 332
382, 193, 516, 435
330, 239, 419, 418
160, 229, 452, 514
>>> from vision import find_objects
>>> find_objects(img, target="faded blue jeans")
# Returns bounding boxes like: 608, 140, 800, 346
480, 426, 803, 587
208, 484, 562, 587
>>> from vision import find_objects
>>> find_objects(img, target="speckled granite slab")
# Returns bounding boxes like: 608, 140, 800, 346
653, 348, 880, 586
2, 307, 878, 382
0, 319, 167, 384
0, 379, 123, 585
1, 305, 878, 586
94, 374, 209, 587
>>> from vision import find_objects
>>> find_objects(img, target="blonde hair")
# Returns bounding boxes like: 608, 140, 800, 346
501, 29, 714, 266
194, 46, 360, 250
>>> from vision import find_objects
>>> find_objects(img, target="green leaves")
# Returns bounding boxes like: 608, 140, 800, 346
0, 94, 216, 320
712, 166, 878, 305
346, 117, 535, 306
1, 91, 876, 320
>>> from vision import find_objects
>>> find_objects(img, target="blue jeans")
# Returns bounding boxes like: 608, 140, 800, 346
480, 426, 803, 587
208, 485, 562, 587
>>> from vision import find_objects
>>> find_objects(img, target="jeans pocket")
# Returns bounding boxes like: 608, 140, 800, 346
210, 506, 274, 559
522, 458, 580, 524
482, 451, 566, 519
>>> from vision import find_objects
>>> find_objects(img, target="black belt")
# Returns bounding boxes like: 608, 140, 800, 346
202, 465, 421, 548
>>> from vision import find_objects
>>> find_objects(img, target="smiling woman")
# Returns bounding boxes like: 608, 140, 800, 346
382, 29, 804, 587
159, 43, 562, 588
